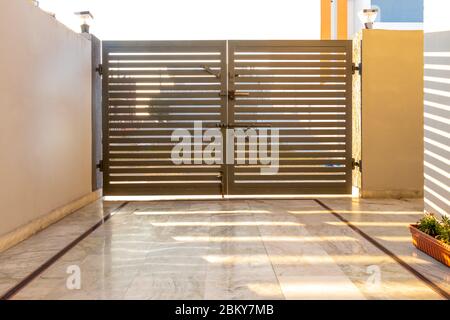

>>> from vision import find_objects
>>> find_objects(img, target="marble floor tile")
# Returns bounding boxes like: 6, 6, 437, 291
276, 276, 365, 300
0, 200, 124, 297
320, 198, 449, 296
0, 198, 447, 300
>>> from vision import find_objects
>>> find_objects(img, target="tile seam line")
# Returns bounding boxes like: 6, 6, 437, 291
314, 199, 450, 300
251, 198, 287, 300
0, 201, 130, 301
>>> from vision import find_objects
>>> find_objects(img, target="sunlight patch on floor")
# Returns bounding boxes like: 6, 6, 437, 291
173, 236, 359, 242
202, 254, 432, 265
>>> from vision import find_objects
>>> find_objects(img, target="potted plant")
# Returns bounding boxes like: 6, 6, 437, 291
410, 214, 450, 267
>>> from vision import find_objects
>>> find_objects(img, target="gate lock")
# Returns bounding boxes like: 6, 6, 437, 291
219, 90, 250, 100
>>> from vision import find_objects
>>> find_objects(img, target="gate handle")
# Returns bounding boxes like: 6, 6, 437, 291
229, 91, 249, 100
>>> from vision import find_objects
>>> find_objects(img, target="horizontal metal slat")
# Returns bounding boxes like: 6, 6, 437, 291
109, 137, 214, 144
235, 114, 346, 121
109, 129, 216, 136
263, 129, 346, 134
236, 69, 347, 76
269, 159, 347, 165
234, 62, 348, 68
108, 61, 221, 69
235, 54, 346, 60
235, 84, 347, 90
109, 167, 222, 174
234, 99, 347, 105
107, 70, 222, 77
108, 123, 219, 129
110, 158, 219, 166
234, 46, 348, 53
236, 136, 346, 145
109, 106, 221, 113
235, 76, 347, 83
108, 84, 222, 91
109, 160, 221, 166
108, 77, 221, 84
108, 100, 222, 106
109, 138, 345, 147
107, 156, 347, 165
230, 122, 346, 128
234, 166, 346, 173
109, 66, 222, 73
108, 153, 173, 159
234, 174, 346, 181
108, 92, 220, 99
106, 184, 221, 191
109, 145, 222, 152
268, 136, 346, 143
105, 41, 224, 52
257, 151, 347, 158
237, 92, 347, 98
236, 54, 345, 61
109, 135, 346, 144
109, 175, 221, 182
108, 54, 223, 61
109, 128, 346, 136
108, 156, 220, 165
108, 115, 221, 122
235, 106, 346, 113
246, 144, 346, 151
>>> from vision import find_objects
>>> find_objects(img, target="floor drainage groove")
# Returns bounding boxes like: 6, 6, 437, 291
0, 201, 130, 300
314, 199, 450, 300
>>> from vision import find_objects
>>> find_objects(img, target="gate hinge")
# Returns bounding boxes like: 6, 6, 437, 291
352, 62, 362, 75
96, 64, 103, 76
97, 160, 104, 172
352, 158, 362, 172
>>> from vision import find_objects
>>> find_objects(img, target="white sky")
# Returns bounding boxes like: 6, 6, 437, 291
424, 0, 450, 32
37, 0, 321, 40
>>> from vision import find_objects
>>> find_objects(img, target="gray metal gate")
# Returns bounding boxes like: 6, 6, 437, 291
227, 40, 353, 195
102, 41, 227, 196
102, 40, 353, 196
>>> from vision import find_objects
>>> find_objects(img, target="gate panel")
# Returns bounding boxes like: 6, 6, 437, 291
228, 40, 353, 195
102, 41, 227, 196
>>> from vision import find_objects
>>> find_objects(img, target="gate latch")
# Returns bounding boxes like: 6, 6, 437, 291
352, 158, 362, 172
202, 65, 221, 79
218, 172, 225, 199
97, 160, 104, 172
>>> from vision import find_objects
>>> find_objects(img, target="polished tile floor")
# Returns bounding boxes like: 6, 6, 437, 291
0, 198, 448, 300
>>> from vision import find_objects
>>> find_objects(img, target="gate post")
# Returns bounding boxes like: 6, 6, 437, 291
85, 34, 103, 191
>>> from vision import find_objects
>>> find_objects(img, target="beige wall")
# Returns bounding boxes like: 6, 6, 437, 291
0, 0, 92, 237
361, 30, 424, 197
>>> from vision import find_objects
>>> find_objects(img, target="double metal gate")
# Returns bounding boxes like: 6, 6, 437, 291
102, 40, 353, 196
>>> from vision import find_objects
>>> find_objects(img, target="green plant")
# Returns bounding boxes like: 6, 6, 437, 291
437, 222, 450, 245
417, 214, 442, 237
417, 214, 450, 245
441, 216, 450, 229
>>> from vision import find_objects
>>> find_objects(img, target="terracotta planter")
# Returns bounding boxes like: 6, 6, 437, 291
409, 224, 450, 267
